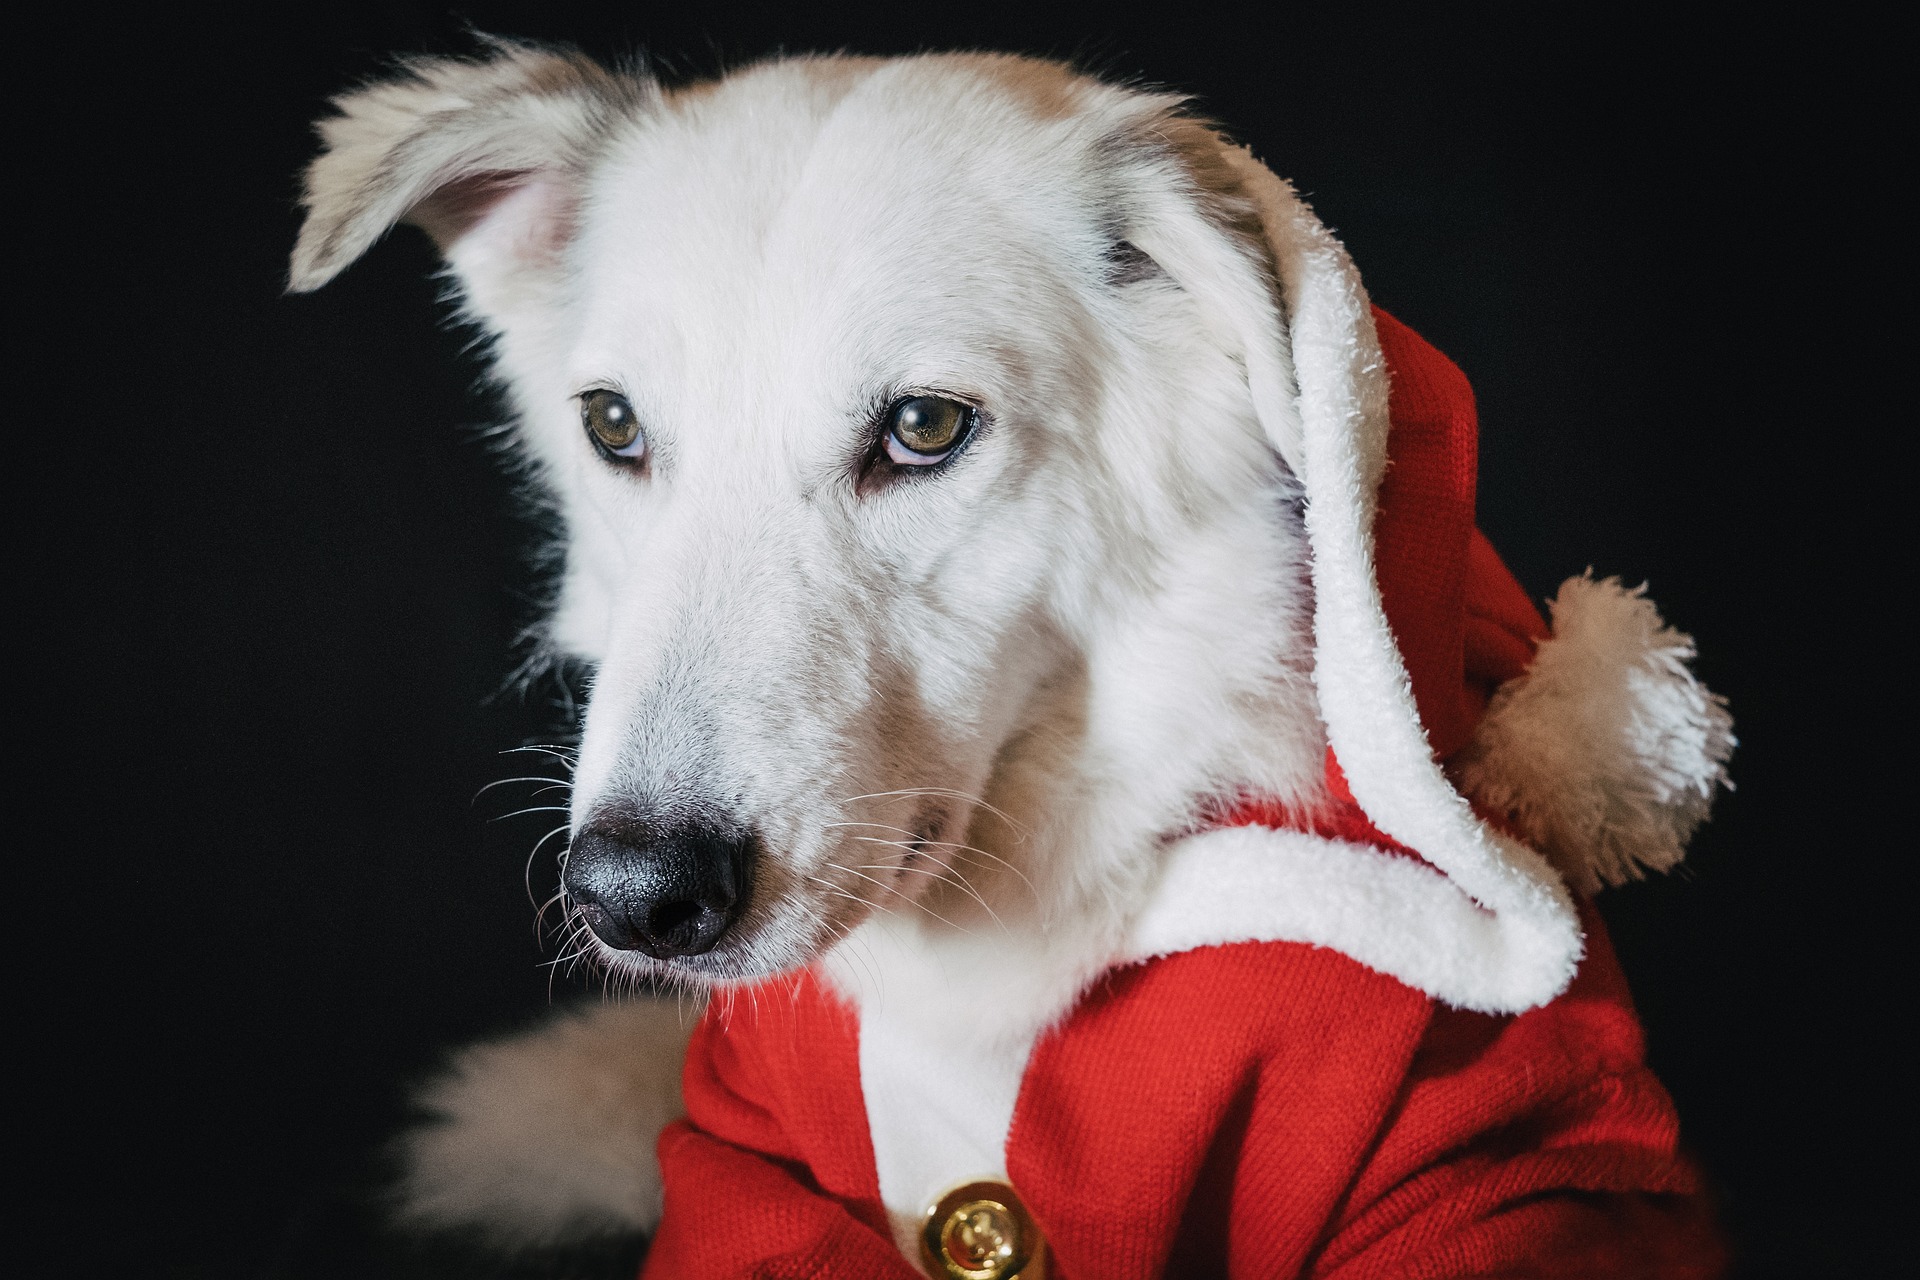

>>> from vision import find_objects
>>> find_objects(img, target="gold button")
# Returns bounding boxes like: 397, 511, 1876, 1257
921, 1179, 1047, 1280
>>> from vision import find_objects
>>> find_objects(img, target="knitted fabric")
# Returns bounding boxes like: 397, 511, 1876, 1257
647, 910, 1722, 1278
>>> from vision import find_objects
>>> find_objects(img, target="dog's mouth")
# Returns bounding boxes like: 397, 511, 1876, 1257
791, 805, 953, 954
788, 796, 1035, 955
567, 800, 969, 988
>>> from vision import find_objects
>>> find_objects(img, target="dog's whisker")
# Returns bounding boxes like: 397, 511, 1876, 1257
837, 788, 1028, 839
850, 858, 1009, 933
847, 945, 886, 1000
499, 744, 580, 772
473, 775, 573, 801
928, 842, 1039, 897
831, 820, 1025, 867
808, 889, 868, 912
805, 873, 878, 910
820, 921, 885, 995
822, 861, 982, 938
803, 872, 860, 895
843, 928, 886, 993
829, 820, 1037, 909
806, 870, 902, 926
490, 804, 572, 822
533, 884, 571, 936
543, 909, 600, 971
524, 825, 572, 911
541, 941, 595, 975
847, 832, 1036, 896
531, 824, 572, 856
850, 841, 1011, 924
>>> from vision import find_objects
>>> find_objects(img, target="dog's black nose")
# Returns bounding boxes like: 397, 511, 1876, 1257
563, 821, 750, 959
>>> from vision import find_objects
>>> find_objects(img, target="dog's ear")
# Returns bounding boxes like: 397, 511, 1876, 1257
1105, 107, 1374, 487
288, 39, 649, 318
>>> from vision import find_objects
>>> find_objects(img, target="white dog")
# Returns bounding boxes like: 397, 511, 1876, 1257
292, 42, 1731, 1276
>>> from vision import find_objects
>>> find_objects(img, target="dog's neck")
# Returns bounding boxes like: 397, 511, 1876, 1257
824, 472, 1325, 1045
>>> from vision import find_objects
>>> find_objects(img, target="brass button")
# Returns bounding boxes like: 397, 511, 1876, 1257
920, 1179, 1047, 1280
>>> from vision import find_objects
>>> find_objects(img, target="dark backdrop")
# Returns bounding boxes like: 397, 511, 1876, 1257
13, 5, 1892, 1277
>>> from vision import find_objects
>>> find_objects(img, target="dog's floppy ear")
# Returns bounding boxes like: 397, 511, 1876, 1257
288, 39, 649, 315
1103, 106, 1392, 506
1103, 108, 1311, 479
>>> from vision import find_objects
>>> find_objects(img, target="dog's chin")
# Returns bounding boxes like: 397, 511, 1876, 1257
583, 896, 873, 992
590, 940, 785, 992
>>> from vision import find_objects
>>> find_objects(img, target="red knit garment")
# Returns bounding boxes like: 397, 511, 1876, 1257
649, 911, 1721, 1279
641, 313, 1727, 1278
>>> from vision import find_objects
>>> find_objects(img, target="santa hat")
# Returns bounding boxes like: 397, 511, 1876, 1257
1152, 150, 1735, 1013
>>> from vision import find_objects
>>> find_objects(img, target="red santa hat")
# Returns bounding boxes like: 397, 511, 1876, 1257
1163, 150, 1736, 1013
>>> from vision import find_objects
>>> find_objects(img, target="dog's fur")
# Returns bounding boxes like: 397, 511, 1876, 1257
290, 42, 1730, 1263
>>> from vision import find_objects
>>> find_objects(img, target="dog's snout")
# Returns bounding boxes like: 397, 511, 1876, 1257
564, 821, 750, 959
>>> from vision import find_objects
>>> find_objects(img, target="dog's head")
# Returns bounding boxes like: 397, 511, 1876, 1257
293, 46, 1320, 986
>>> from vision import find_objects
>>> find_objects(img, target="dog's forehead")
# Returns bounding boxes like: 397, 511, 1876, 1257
565, 58, 1122, 419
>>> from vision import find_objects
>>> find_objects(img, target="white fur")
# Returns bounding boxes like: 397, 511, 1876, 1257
1452, 574, 1735, 892
291, 45, 1729, 1253
396, 999, 694, 1243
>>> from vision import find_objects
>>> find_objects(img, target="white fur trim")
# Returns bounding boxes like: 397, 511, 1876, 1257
1452, 574, 1734, 893
395, 999, 694, 1244
860, 1004, 1036, 1256
1126, 826, 1548, 1004
1222, 149, 1586, 1013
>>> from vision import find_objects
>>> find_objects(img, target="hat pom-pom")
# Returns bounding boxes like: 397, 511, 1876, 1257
1451, 574, 1734, 893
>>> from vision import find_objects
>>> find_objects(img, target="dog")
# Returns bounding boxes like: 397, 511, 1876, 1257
292, 42, 1733, 1278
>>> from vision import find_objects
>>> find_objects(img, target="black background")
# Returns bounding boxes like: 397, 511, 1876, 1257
12, 4, 1894, 1277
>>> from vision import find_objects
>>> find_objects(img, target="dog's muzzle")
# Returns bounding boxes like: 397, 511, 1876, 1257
564, 819, 751, 959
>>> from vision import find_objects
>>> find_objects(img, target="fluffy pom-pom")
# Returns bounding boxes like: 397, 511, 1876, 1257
394, 998, 695, 1247
1452, 574, 1734, 893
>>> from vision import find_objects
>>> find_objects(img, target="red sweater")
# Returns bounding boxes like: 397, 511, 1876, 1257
644, 906, 1721, 1278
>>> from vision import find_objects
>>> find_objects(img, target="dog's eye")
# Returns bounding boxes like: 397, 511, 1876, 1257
884, 396, 972, 465
582, 390, 646, 460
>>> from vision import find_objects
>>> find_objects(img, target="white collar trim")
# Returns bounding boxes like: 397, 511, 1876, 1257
1125, 824, 1582, 1011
